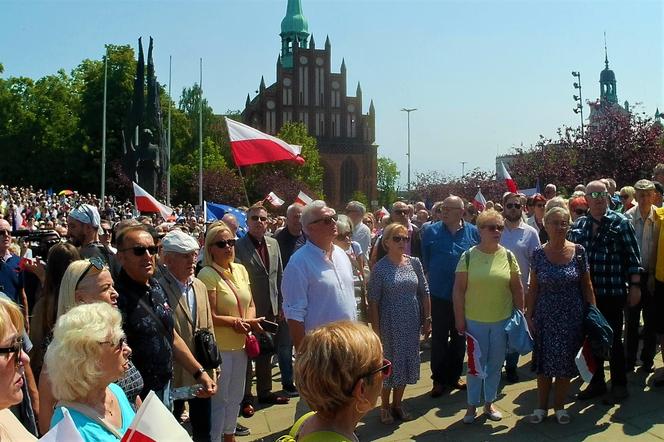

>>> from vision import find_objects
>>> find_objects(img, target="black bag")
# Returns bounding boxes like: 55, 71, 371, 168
194, 328, 222, 370
257, 332, 276, 356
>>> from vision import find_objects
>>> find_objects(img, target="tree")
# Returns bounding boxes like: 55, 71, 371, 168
377, 157, 399, 206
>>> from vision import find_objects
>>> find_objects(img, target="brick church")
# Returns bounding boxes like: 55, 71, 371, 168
242, 0, 377, 208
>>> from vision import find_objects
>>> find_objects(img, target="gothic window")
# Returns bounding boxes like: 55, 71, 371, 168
340, 157, 359, 203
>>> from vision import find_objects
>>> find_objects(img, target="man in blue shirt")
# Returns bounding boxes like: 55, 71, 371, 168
422, 196, 479, 397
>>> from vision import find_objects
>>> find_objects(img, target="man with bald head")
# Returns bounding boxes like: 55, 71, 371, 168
370, 200, 422, 267
422, 195, 480, 397
569, 180, 642, 404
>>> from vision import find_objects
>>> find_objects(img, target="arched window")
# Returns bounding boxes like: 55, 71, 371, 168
339, 157, 359, 203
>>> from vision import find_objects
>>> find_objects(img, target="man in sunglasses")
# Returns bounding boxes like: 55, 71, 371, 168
569, 180, 642, 404
67, 204, 113, 266
499, 193, 540, 383
369, 201, 422, 268
235, 204, 291, 405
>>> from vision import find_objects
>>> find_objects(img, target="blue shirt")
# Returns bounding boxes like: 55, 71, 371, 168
0, 253, 23, 303
51, 383, 135, 441
421, 221, 479, 300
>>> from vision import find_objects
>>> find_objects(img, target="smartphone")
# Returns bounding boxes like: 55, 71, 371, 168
260, 319, 279, 334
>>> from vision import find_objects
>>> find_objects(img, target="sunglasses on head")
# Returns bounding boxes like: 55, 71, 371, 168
345, 358, 392, 396
0, 337, 24, 370
99, 336, 127, 352
392, 235, 409, 243
505, 203, 521, 210
309, 213, 338, 225
214, 239, 236, 249
75, 257, 106, 290
481, 224, 504, 232
119, 245, 159, 257
250, 215, 268, 222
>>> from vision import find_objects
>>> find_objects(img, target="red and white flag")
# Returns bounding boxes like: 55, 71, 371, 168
465, 332, 487, 379
575, 339, 597, 384
39, 408, 84, 441
295, 191, 313, 206
132, 182, 174, 221
226, 117, 305, 167
472, 189, 487, 212
377, 206, 389, 219
121, 391, 191, 442
265, 191, 285, 207
499, 162, 518, 193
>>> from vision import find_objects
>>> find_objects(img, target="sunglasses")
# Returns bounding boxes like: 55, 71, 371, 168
345, 358, 392, 396
75, 257, 105, 290
620, 194, 629, 200
505, 203, 521, 210
119, 245, 159, 256
309, 214, 338, 225
588, 191, 608, 199
0, 229, 10, 237
213, 239, 236, 249
0, 337, 24, 370
99, 336, 127, 352
574, 208, 587, 216
250, 215, 268, 222
481, 224, 505, 232
392, 235, 409, 243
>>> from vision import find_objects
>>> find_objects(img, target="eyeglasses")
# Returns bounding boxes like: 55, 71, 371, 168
619, 194, 629, 200
548, 221, 570, 229
0, 337, 24, 369
345, 358, 392, 396
505, 203, 522, 210
309, 214, 338, 225
588, 191, 609, 199
481, 224, 505, 232
99, 336, 127, 352
0, 229, 10, 237
392, 235, 409, 243
75, 257, 105, 290
574, 208, 587, 216
336, 233, 351, 240
535, 203, 546, 209
118, 245, 159, 256
393, 209, 408, 216
213, 239, 236, 249
250, 215, 268, 222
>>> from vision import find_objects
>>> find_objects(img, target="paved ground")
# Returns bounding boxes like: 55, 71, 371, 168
236, 348, 664, 441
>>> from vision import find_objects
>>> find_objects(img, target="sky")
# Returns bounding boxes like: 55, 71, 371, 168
2, 0, 662, 189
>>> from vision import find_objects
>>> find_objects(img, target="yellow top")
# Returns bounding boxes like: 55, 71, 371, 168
456, 246, 520, 323
655, 208, 664, 282
198, 262, 252, 351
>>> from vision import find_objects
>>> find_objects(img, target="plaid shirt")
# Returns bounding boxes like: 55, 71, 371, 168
568, 210, 641, 297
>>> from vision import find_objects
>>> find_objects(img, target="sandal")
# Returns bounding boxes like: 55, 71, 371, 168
529, 408, 547, 424
391, 406, 414, 421
380, 407, 394, 424
555, 409, 571, 425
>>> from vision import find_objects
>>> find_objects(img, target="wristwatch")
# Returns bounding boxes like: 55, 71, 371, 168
193, 367, 206, 379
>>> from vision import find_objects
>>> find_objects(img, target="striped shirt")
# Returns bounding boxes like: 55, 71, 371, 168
568, 210, 641, 297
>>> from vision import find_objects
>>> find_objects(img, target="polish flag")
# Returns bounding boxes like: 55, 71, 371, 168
121, 391, 191, 442
265, 191, 285, 207
377, 206, 389, 219
132, 182, 174, 221
499, 162, 518, 193
226, 117, 305, 167
39, 408, 84, 441
472, 189, 487, 212
295, 191, 313, 206
575, 339, 597, 384
465, 333, 487, 379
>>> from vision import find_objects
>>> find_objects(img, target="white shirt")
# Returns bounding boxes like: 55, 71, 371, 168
500, 220, 541, 290
173, 272, 197, 325
625, 205, 659, 271
281, 241, 357, 333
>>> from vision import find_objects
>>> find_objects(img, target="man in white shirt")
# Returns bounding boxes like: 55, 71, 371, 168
345, 200, 371, 261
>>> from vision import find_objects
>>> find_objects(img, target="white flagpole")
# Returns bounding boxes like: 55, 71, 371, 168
167, 55, 172, 206
101, 49, 108, 201
198, 58, 203, 209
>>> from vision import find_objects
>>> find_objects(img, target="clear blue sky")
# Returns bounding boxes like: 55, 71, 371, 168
2, 0, 662, 189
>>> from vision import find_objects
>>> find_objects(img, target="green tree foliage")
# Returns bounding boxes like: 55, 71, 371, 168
377, 157, 399, 206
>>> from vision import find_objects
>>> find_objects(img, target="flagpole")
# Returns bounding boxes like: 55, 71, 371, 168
166, 55, 172, 206
198, 58, 203, 210
101, 50, 108, 201
235, 165, 251, 207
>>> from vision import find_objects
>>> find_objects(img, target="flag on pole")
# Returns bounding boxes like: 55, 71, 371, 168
39, 408, 84, 441
132, 182, 173, 221
575, 339, 597, 384
465, 333, 487, 379
121, 391, 191, 442
295, 191, 313, 206
265, 191, 285, 207
225, 117, 305, 167
205, 201, 247, 237
499, 162, 518, 193
472, 189, 487, 212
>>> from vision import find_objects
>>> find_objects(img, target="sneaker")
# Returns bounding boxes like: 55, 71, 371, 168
505, 368, 519, 384
235, 423, 250, 436
283, 384, 300, 397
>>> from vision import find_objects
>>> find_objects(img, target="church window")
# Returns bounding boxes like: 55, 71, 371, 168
339, 157, 359, 202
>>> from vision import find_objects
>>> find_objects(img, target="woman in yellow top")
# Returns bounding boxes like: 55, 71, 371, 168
453, 209, 523, 424
198, 222, 262, 442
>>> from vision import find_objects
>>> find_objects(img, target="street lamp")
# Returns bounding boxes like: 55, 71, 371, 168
572, 71, 584, 138
401, 108, 417, 194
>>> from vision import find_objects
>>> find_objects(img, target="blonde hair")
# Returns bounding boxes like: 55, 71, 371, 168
544, 196, 568, 213
45, 303, 124, 402
0, 297, 24, 339
476, 209, 503, 228
380, 223, 408, 250
203, 222, 233, 267
543, 206, 571, 226
295, 321, 383, 419
57, 259, 106, 317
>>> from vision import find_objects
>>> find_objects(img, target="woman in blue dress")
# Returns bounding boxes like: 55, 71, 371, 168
369, 223, 431, 424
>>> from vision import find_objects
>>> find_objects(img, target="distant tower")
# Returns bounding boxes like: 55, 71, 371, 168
280, 0, 309, 68
600, 37, 618, 104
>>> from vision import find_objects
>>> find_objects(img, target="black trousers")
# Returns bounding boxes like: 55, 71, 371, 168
591, 295, 627, 388
173, 397, 212, 442
430, 297, 466, 386
625, 275, 657, 368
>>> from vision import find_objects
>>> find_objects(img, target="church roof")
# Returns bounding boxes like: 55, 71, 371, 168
281, 0, 308, 35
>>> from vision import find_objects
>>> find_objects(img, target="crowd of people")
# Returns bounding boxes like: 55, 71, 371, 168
1, 163, 664, 441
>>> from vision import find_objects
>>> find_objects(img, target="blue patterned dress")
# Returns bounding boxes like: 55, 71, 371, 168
369, 256, 430, 388
531, 245, 588, 377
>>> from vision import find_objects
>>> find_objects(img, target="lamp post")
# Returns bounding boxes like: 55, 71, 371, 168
401, 108, 417, 194
572, 71, 584, 138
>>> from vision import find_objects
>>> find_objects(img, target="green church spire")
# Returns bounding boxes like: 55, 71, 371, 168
280, 0, 310, 68
599, 33, 618, 104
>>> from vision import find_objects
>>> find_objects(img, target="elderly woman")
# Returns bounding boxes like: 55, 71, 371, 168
569, 196, 589, 222
526, 207, 595, 424
283, 321, 388, 441
453, 209, 523, 424
46, 303, 136, 441
197, 222, 262, 442
368, 222, 430, 424
619, 186, 636, 212
38, 258, 143, 435
0, 297, 36, 441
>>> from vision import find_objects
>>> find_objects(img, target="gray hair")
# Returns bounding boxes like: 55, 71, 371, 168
286, 203, 304, 217
345, 201, 366, 215
544, 196, 567, 213
301, 200, 328, 235
335, 214, 353, 236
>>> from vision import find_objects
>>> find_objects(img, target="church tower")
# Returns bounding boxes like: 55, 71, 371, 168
600, 44, 618, 104
280, 0, 309, 69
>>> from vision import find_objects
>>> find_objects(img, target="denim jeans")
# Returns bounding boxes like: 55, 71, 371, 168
154, 380, 172, 411
277, 317, 294, 387
465, 318, 508, 406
